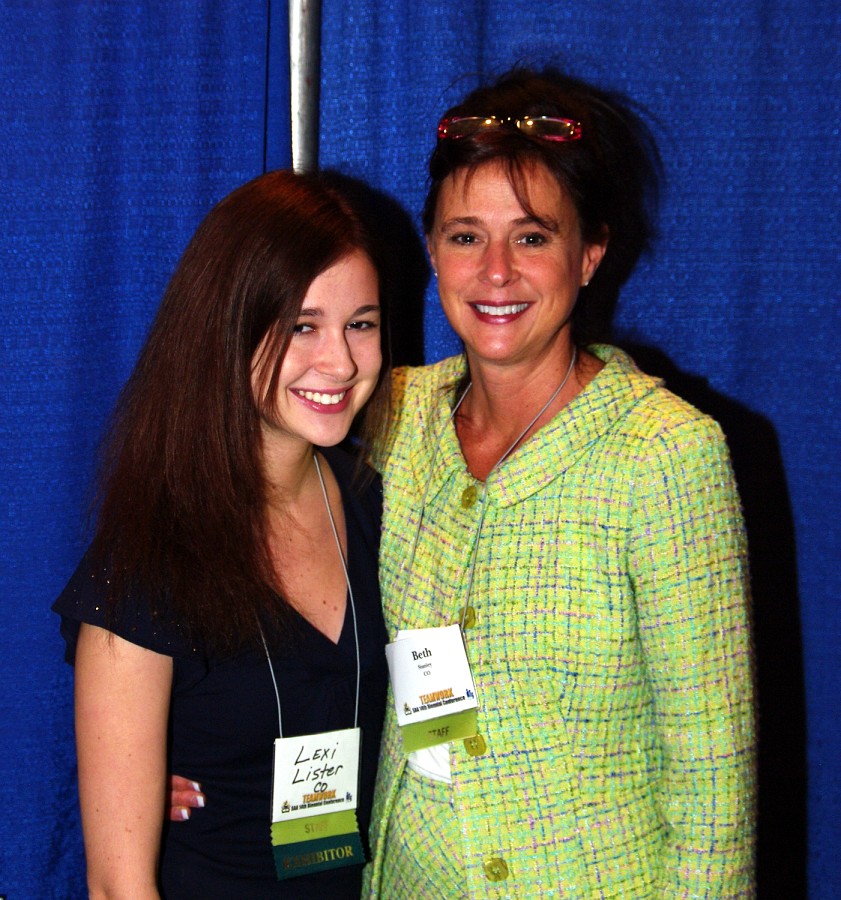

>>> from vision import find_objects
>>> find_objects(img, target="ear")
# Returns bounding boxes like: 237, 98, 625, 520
580, 227, 609, 286
425, 234, 438, 277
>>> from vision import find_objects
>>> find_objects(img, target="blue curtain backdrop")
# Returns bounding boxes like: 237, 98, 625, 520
1, 1, 838, 897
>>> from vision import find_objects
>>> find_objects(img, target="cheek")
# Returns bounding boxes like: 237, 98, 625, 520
431, 242, 467, 280
255, 354, 297, 414
354, 350, 382, 406
351, 338, 382, 379
438, 252, 470, 283
435, 268, 464, 309
366, 345, 383, 379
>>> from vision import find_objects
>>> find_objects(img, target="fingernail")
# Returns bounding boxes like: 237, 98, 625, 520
196, 795, 205, 808
190, 781, 201, 791
179, 808, 190, 820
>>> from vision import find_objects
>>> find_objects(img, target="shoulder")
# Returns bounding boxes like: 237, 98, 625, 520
371, 356, 466, 473
52, 551, 197, 664
391, 355, 466, 410
587, 352, 742, 535
390, 356, 467, 435
592, 344, 728, 450
572, 348, 740, 521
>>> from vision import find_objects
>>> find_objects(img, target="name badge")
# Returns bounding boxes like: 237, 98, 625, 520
270, 727, 364, 880
385, 624, 478, 752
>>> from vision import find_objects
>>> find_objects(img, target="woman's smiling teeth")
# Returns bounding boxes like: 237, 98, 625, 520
295, 389, 347, 405
474, 302, 529, 316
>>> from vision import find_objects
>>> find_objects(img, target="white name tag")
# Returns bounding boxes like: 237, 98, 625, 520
271, 727, 360, 822
385, 624, 478, 727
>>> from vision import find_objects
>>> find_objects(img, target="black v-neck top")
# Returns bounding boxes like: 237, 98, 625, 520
53, 446, 387, 899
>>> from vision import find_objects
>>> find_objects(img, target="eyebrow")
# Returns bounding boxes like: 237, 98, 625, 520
439, 214, 554, 229
297, 303, 381, 317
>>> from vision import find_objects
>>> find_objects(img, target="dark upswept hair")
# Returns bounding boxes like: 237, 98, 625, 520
91, 169, 390, 657
423, 65, 661, 345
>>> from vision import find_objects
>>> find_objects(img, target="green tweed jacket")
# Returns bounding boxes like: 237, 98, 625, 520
366, 346, 755, 898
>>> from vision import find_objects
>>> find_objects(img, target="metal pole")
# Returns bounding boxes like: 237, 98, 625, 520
289, 0, 322, 172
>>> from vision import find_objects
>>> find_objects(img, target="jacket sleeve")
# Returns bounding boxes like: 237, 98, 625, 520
629, 415, 756, 898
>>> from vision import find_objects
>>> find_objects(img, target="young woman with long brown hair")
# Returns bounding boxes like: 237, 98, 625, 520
54, 170, 390, 898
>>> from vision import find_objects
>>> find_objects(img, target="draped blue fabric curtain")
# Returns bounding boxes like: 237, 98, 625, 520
1, 1, 838, 896
1, 3, 288, 893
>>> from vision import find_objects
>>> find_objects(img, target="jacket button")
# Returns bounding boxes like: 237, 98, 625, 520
453, 605, 476, 629
463, 733, 487, 756
483, 857, 509, 882
461, 484, 478, 508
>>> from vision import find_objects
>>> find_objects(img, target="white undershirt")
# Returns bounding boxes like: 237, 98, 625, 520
407, 744, 453, 783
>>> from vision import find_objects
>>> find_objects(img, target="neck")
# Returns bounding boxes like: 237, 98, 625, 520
455, 346, 599, 482
461, 347, 581, 433
260, 438, 319, 513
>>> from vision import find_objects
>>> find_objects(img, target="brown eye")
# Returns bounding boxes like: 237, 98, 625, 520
347, 319, 378, 331
518, 232, 548, 246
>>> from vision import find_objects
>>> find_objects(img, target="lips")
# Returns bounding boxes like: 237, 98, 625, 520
470, 301, 531, 324
473, 302, 529, 316
292, 387, 352, 413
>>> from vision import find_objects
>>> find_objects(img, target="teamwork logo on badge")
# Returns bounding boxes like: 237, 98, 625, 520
386, 625, 479, 751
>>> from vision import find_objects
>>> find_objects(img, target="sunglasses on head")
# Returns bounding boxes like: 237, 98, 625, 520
437, 115, 583, 142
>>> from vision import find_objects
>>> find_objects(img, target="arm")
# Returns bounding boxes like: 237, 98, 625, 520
75, 623, 173, 899
630, 419, 756, 898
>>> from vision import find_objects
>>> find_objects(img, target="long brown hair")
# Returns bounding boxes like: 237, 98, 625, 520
90, 170, 389, 657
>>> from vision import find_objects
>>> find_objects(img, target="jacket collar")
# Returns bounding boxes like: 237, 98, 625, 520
421, 345, 661, 508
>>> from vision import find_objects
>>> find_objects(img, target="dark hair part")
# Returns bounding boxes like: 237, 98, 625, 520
423, 66, 661, 344
91, 169, 390, 657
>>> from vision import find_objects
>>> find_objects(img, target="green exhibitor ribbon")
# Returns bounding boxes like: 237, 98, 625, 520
272, 831, 364, 880
271, 809, 364, 880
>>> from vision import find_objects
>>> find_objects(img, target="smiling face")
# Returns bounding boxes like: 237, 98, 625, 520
251, 250, 382, 453
427, 160, 607, 375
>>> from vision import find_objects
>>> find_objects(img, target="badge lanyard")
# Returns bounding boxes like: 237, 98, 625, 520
387, 351, 577, 752
261, 451, 365, 880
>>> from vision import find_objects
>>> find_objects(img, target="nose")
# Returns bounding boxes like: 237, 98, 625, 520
317, 330, 358, 381
481, 239, 516, 287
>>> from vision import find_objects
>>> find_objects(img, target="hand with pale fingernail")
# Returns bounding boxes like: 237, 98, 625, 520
168, 774, 205, 822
